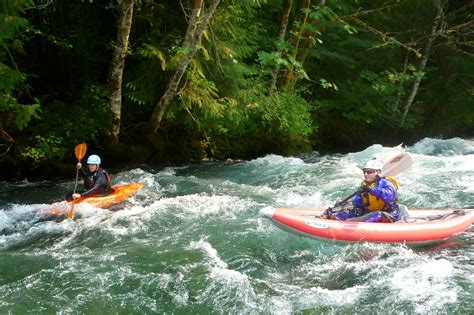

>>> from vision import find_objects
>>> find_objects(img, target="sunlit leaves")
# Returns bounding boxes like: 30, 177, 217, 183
19, 135, 66, 167
136, 43, 167, 70
318, 78, 338, 91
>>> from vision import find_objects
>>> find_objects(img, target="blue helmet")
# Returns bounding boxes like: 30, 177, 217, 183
87, 154, 101, 164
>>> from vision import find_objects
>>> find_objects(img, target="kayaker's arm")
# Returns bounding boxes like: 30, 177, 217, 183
352, 193, 364, 208
71, 164, 88, 200
76, 163, 88, 179
367, 178, 397, 203
351, 178, 396, 207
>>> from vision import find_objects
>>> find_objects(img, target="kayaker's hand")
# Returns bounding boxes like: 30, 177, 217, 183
321, 208, 331, 219
72, 193, 81, 199
76, 162, 82, 170
358, 181, 369, 193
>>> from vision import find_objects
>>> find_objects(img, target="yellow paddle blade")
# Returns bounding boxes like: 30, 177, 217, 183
75, 143, 87, 161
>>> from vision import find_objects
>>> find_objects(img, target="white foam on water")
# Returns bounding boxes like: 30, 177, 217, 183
346, 144, 405, 166
299, 285, 363, 306
394, 151, 474, 208
275, 188, 312, 208
0, 232, 23, 250
97, 204, 155, 237
218, 180, 277, 198
2, 138, 473, 313
0, 204, 36, 230
256, 242, 461, 312
189, 239, 259, 311
390, 258, 458, 312
145, 193, 254, 221
189, 239, 228, 269
26, 220, 68, 236
301, 243, 463, 312
410, 137, 474, 156
0, 203, 74, 250
244, 154, 313, 187
249, 154, 306, 168
263, 281, 363, 313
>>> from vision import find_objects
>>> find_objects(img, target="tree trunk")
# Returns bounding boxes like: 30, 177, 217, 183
279, 0, 326, 92
148, 0, 221, 134
394, 48, 410, 113
400, 1, 443, 126
296, 1, 325, 64
280, 0, 311, 92
268, 0, 293, 96
107, 0, 134, 144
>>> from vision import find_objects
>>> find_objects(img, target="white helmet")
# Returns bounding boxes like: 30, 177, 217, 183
87, 154, 101, 164
363, 159, 382, 170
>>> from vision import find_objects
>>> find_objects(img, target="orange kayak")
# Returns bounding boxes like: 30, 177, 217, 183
44, 182, 144, 216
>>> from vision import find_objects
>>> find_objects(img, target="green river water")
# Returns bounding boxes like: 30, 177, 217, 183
1, 137, 473, 314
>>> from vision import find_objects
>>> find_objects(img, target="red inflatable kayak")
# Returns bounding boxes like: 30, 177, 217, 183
260, 207, 474, 246
44, 182, 144, 216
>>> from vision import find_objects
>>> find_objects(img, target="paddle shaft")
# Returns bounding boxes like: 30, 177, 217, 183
334, 191, 358, 208
68, 143, 87, 219
73, 168, 80, 193
69, 170, 80, 220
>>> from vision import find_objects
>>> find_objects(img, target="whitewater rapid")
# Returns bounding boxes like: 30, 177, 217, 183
0, 137, 473, 313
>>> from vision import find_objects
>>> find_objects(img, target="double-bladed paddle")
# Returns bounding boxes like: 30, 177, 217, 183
68, 143, 87, 220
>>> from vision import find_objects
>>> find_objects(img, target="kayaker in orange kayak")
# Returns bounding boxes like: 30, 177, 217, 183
65, 154, 113, 201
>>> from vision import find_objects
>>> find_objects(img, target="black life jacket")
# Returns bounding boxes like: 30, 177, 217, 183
84, 168, 112, 194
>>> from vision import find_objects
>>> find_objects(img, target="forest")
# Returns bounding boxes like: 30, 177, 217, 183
1, 0, 473, 180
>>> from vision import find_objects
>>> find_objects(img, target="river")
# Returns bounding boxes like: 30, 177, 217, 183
1, 137, 473, 313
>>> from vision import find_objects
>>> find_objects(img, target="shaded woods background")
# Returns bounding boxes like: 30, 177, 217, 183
1, 0, 473, 180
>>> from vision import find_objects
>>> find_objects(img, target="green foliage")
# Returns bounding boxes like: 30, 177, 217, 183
318, 78, 338, 91
305, 1, 438, 141
19, 135, 67, 167
35, 84, 110, 144
0, 0, 40, 134
306, 5, 357, 36
314, 67, 419, 129
7, 83, 109, 168
1, 0, 473, 175
0, 1, 31, 45
178, 65, 223, 120
259, 92, 313, 138
13, 101, 41, 130
257, 49, 308, 81
0, 63, 25, 93
136, 43, 167, 71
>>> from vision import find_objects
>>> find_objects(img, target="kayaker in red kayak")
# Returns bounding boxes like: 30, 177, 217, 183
65, 154, 113, 201
324, 159, 401, 222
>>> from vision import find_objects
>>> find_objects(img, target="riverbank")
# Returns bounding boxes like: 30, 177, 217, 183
2, 132, 473, 182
